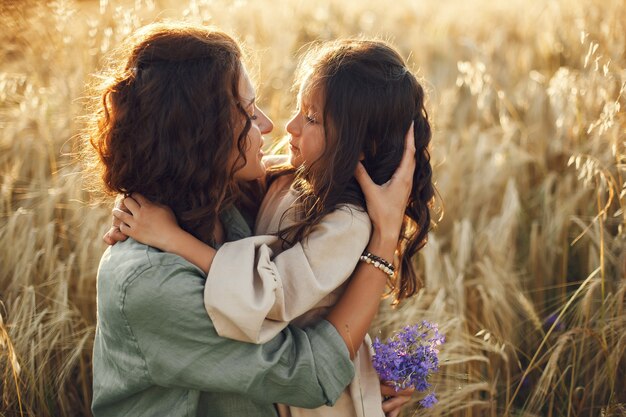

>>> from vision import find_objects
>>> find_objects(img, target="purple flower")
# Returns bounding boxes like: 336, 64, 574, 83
419, 392, 438, 408
371, 321, 444, 408
544, 313, 565, 332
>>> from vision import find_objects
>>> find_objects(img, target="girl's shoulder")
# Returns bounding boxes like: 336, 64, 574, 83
261, 154, 294, 191
262, 154, 290, 169
314, 202, 371, 237
334, 203, 371, 228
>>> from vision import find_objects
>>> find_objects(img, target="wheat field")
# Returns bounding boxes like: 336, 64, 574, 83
1, 0, 624, 416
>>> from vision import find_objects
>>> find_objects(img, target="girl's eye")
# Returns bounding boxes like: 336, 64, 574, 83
305, 114, 316, 124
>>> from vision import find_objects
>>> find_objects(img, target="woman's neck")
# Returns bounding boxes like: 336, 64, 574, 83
213, 219, 225, 245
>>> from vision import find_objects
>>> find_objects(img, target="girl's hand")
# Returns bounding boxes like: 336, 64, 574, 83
354, 122, 416, 242
111, 193, 182, 252
103, 196, 129, 245
381, 383, 414, 417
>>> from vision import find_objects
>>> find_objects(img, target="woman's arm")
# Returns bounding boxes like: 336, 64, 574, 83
203, 206, 371, 343
206, 123, 415, 348
326, 123, 416, 358
112, 123, 416, 358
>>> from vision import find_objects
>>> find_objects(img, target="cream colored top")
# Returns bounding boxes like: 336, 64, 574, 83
205, 156, 385, 417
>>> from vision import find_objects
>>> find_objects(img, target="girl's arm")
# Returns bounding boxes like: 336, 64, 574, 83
202, 205, 371, 343
111, 194, 217, 274
113, 190, 372, 346
205, 123, 415, 348
108, 155, 292, 271
112, 124, 416, 359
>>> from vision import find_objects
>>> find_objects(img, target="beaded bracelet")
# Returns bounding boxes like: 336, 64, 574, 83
359, 251, 395, 277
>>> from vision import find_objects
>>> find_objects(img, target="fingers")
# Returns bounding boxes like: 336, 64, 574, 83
103, 231, 114, 245
357, 121, 416, 192
354, 161, 376, 193
113, 207, 134, 227
123, 196, 141, 214
391, 122, 416, 184
381, 384, 414, 397
380, 384, 397, 397
387, 408, 401, 417
112, 212, 121, 228
382, 395, 410, 413
114, 194, 125, 210
110, 227, 128, 242
103, 227, 128, 245
404, 121, 416, 153
396, 387, 415, 396
380, 383, 413, 416
118, 221, 131, 235
130, 192, 149, 206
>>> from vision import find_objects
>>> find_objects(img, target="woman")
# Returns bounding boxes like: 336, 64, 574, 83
90, 23, 416, 417
108, 38, 433, 417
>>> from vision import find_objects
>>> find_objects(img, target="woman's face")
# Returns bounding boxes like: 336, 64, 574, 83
286, 79, 326, 169
231, 66, 274, 181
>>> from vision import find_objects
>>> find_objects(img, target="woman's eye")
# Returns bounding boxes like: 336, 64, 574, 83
247, 106, 258, 121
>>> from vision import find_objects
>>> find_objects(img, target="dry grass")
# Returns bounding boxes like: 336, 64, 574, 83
1, 0, 625, 416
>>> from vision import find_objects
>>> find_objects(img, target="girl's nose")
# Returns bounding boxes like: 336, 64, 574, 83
286, 113, 300, 137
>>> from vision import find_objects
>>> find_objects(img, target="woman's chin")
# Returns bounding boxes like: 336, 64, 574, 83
254, 163, 267, 179
234, 163, 266, 181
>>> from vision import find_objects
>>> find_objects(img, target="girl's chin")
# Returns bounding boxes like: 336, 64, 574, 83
289, 154, 302, 168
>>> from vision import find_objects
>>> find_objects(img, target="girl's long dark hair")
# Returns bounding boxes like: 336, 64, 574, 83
87, 23, 254, 243
275, 40, 435, 303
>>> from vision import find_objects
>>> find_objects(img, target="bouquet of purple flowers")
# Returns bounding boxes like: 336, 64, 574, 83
371, 321, 445, 408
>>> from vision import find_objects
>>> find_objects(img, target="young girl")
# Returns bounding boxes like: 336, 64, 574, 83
111, 40, 433, 417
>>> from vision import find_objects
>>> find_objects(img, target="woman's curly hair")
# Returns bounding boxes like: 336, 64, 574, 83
85, 23, 254, 244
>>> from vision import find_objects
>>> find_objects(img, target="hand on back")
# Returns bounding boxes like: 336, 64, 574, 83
103, 193, 179, 252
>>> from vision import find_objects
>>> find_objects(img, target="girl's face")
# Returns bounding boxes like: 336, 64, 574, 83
231, 66, 274, 181
286, 79, 326, 169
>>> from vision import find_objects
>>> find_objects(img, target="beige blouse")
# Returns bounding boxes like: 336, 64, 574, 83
205, 157, 385, 417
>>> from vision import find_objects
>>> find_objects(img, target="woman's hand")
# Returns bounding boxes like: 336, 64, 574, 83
381, 383, 414, 417
354, 122, 415, 262
111, 193, 181, 252
354, 122, 416, 243
327, 124, 417, 358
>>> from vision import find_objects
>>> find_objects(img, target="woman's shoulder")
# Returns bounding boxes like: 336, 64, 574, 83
98, 240, 206, 324
100, 239, 205, 289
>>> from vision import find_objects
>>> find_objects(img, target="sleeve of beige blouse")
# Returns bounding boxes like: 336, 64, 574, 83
262, 154, 290, 168
204, 206, 372, 344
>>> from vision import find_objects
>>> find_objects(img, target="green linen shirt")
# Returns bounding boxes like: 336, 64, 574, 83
92, 207, 355, 417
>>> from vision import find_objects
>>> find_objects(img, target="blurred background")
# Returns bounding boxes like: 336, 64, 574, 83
1, 0, 624, 415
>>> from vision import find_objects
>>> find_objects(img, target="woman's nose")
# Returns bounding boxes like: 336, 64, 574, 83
256, 108, 274, 134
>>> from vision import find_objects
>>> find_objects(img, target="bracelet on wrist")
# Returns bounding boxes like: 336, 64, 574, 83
359, 251, 395, 277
